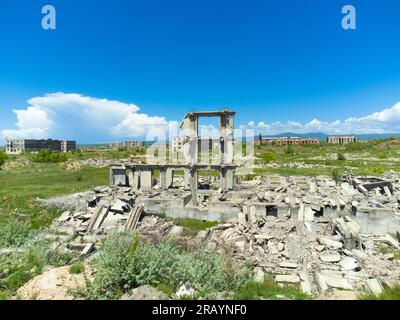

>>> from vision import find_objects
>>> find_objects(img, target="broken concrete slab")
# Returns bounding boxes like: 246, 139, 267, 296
320, 253, 341, 263
275, 274, 300, 284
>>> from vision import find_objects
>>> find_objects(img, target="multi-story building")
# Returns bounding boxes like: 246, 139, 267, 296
326, 136, 357, 144
108, 141, 146, 148
255, 137, 320, 146
5, 138, 76, 155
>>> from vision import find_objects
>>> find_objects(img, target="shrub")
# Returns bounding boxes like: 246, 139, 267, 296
32, 149, 68, 163
284, 145, 294, 155
332, 168, 343, 185
0, 151, 8, 169
69, 262, 85, 274
86, 231, 136, 299
337, 152, 346, 161
377, 152, 388, 159
260, 151, 276, 163
0, 218, 31, 247
81, 233, 252, 299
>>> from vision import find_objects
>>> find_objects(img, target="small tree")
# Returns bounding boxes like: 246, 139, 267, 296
258, 133, 263, 145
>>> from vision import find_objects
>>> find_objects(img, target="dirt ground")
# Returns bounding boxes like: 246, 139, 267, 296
16, 265, 93, 300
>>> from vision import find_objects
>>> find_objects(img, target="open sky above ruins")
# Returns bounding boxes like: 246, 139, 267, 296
1, 0, 400, 144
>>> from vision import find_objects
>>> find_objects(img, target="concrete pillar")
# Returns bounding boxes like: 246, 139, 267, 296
190, 169, 198, 206
220, 115, 234, 164
182, 114, 198, 165
160, 168, 166, 189
140, 169, 153, 189
184, 169, 191, 190
127, 169, 134, 187
133, 170, 140, 190
160, 168, 173, 190
225, 168, 235, 190
220, 168, 235, 191
166, 168, 173, 188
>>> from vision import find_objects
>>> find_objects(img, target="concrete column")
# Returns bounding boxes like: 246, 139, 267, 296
166, 168, 173, 188
190, 168, 198, 206
127, 169, 134, 187
160, 168, 168, 190
182, 114, 198, 165
133, 170, 140, 190
184, 169, 191, 190
220, 116, 234, 164
220, 168, 234, 191
160, 168, 172, 190
140, 169, 153, 189
225, 168, 235, 190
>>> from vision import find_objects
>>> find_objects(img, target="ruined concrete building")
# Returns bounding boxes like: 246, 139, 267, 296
109, 109, 238, 211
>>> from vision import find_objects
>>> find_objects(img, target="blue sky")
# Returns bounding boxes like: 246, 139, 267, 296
1, 0, 400, 143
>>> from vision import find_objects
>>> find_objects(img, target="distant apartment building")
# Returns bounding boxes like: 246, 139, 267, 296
326, 136, 357, 145
255, 137, 320, 146
5, 139, 76, 155
108, 141, 146, 149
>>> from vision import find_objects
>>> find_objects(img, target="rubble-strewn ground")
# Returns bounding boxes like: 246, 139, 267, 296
2, 141, 400, 300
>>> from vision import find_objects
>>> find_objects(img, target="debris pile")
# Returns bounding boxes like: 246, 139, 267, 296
201, 207, 400, 296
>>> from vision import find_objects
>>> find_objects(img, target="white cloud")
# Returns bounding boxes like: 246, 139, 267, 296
251, 102, 400, 135
1, 92, 168, 142
2, 93, 400, 143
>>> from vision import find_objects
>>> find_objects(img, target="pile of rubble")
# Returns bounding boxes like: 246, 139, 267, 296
43, 171, 400, 297
202, 208, 400, 296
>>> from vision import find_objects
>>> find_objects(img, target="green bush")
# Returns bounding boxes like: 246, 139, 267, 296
332, 168, 343, 185
84, 232, 136, 299
0, 218, 31, 247
0, 151, 8, 169
260, 151, 276, 163
284, 145, 294, 155
32, 149, 68, 163
337, 152, 346, 161
80, 232, 251, 300
69, 262, 85, 274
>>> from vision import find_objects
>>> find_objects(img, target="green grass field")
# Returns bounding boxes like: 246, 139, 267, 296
1, 139, 400, 228
0, 162, 107, 228
254, 139, 400, 177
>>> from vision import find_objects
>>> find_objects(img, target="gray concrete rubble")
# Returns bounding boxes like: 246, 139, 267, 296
44, 170, 400, 297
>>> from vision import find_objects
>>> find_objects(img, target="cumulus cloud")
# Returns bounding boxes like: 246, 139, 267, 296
251, 102, 400, 135
2, 93, 400, 143
1, 92, 168, 142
